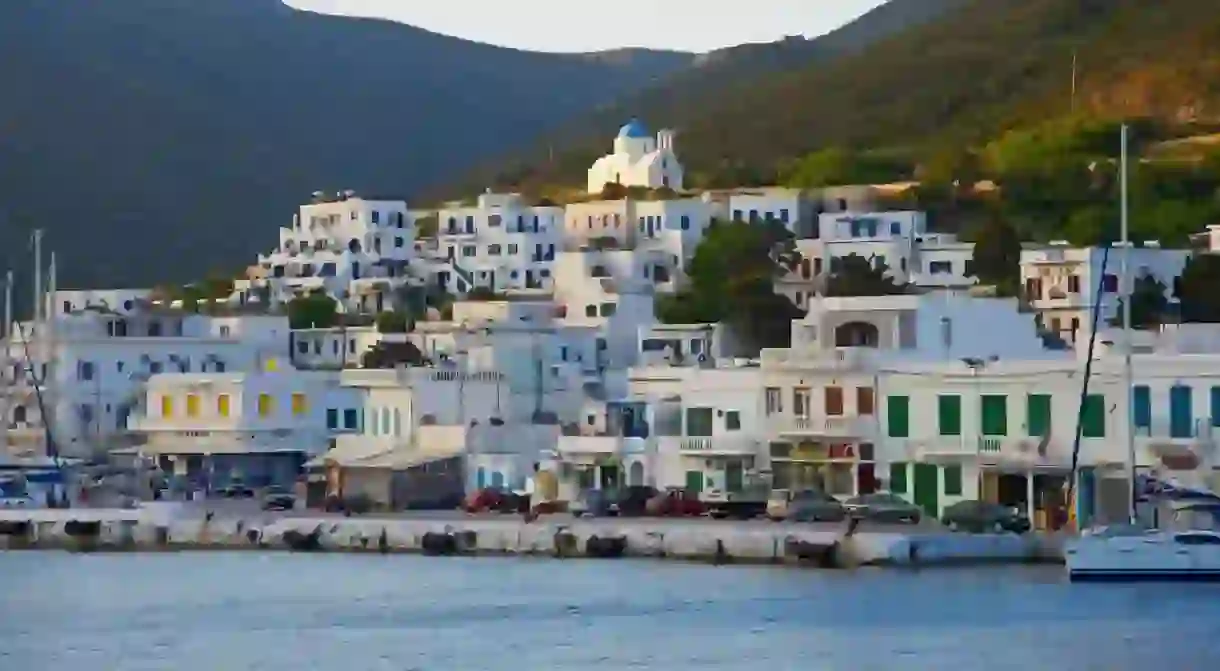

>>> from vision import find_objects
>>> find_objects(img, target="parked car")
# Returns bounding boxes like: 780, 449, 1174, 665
262, 486, 297, 512
843, 492, 923, 524
617, 486, 657, 517
786, 489, 848, 523
570, 489, 620, 518
941, 500, 1031, 534
217, 484, 255, 499
645, 488, 706, 517
463, 487, 523, 513
0, 494, 35, 509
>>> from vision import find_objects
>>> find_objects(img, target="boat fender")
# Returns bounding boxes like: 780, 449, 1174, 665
553, 527, 577, 558
421, 531, 458, 556
246, 528, 261, 545
0, 521, 30, 536
585, 534, 627, 558
64, 520, 101, 537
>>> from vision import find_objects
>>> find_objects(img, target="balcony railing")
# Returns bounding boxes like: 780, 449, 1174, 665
676, 436, 758, 455
778, 414, 874, 436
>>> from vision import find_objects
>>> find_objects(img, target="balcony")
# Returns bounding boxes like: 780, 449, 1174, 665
1135, 419, 1217, 465
777, 414, 874, 438
673, 436, 758, 456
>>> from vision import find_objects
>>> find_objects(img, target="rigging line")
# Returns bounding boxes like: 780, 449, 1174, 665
1066, 242, 1112, 516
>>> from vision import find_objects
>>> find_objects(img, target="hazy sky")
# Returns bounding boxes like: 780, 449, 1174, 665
287, 0, 888, 53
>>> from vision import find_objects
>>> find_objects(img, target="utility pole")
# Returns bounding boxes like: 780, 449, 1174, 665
1, 270, 11, 454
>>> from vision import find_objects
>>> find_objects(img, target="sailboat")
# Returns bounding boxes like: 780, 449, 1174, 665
1064, 126, 1220, 581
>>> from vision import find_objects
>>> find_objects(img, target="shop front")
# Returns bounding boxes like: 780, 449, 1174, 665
768, 440, 875, 497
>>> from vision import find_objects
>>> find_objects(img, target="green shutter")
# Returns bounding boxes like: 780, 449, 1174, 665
980, 395, 1008, 436
1082, 394, 1106, 438
1027, 394, 1052, 437
889, 462, 908, 493
887, 395, 909, 438
937, 395, 962, 436
684, 470, 704, 493
943, 465, 963, 496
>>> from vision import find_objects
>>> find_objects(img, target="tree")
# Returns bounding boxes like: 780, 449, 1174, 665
376, 310, 411, 333
655, 221, 802, 353
781, 147, 909, 188
967, 215, 1022, 293
600, 182, 628, 200
1176, 254, 1220, 323
821, 254, 909, 297
414, 213, 438, 238
287, 290, 338, 329
1111, 272, 1168, 329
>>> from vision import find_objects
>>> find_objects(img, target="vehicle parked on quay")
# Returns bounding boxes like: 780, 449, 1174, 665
941, 500, 1031, 534
645, 488, 706, 517
261, 485, 297, 512
843, 492, 923, 524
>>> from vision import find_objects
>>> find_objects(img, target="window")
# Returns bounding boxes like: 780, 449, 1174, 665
394, 237, 404, 248
1081, 394, 1105, 438
890, 222, 901, 235
685, 407, 714, 436
186, 394, 200, 418
857, 387, 875, 415
887, 395, 909, 438
938, 395, 962, 436
297, 340, 309, 355
1211, 386, 1220, 427
725, 410, 742, 431
1102, 274, 1118, 293
325, 408, 338, 429
258, 394, 274, 417
160, 395, 174, 417
77, 361, 95, 381
508, 243, 519, 255
462, 246, 475, 257
680, 215, 690, 230
733, 209, 743, 221
889, 462, 908, 493
487, 244, 502, 256
217, 394, 231, 418
1132, 385, 1151, 428
779, 208, 789, 223
292, 393, 307, 416
929, 261, 952, 274
824, 386, 843, 416
980, 395, 1008, 436
764, 387, 782, 415
585, 304, 597, 317
488, 214, 501, 227
343, 408, 359, 430
1067, 275, 1081, 293
943, 465, 963, 496
600, 303, 617, 317
371, 210, 381, 224
1027, 394, 1052, 437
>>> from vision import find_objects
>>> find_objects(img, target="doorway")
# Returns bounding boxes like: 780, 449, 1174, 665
912, 463, 939, 516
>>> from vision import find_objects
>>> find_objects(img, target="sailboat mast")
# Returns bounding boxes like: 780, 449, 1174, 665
1120, 123, 1136, 525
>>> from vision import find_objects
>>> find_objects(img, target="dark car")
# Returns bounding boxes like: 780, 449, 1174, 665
262, 486, 296, 511
616, 486, 657, 517
941, 500, 1031, 534
843, 492, 923, 524
218, 484, 255, 499
786, 489, 848, 523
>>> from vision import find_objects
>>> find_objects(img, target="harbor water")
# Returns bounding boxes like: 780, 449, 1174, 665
2, 553, 1219, 670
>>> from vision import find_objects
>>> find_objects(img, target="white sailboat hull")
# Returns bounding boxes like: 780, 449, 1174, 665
1066, 530, 1220, 582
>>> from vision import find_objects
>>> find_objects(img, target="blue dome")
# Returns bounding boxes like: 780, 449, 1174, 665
617, 119, 649, 139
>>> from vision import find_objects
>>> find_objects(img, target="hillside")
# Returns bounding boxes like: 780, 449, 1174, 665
0, 0, 689, 288
437, 0, 968, 197
453, 0, 1220, 195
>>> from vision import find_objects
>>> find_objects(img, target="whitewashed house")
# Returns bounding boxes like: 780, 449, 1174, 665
248, 191, 417, 314
1020, 242, 1189, 344
430, 192, 563, 294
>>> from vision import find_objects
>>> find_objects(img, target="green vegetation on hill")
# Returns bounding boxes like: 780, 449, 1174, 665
452, 0, 1220, 205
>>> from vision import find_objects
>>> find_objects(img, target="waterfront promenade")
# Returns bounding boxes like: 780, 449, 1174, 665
0, 504, 1066, 567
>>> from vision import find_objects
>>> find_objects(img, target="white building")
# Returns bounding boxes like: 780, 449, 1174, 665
249, 191, 417, 313
1020, 243, 1189, 344
2, 307, 291, 460
727, 187, 816, 237
586, 120, 683, 194
430, 192, 563, 294
126, 369, 352, 488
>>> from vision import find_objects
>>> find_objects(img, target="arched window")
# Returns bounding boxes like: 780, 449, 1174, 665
835, 321, 880, 348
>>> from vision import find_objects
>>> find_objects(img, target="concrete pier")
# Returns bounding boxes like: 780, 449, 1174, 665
0, 508, 1064, 567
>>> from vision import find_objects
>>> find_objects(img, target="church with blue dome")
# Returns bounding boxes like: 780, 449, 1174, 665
586, 118, 684, 194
